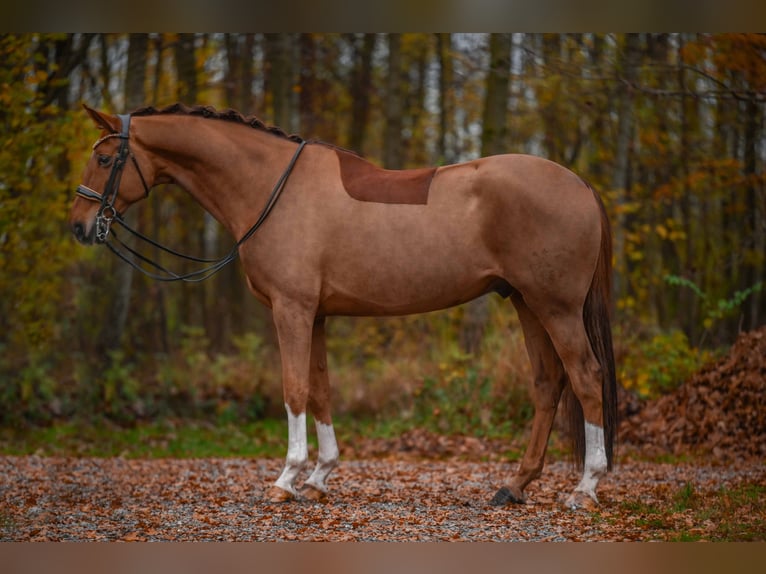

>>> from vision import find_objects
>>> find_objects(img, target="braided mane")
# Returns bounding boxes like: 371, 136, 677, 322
130, 103, 305, 144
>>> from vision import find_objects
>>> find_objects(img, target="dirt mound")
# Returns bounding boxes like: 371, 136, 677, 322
620, 326, 766, 463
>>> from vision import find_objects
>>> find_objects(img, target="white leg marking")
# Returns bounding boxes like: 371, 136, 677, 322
305, 420, 340, 493
569, 421, 607, 506
274, 405, 308, 496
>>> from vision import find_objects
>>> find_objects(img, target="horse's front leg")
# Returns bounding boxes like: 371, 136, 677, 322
266, 300, 315, 503
302, 316, 340, 502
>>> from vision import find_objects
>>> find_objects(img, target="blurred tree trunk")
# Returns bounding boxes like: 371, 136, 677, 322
743, 94, 763, 331
539, 34, 563, 163
677, 34, 703, 342
298, 33, 340, 141
98, 34, 147, 356
33, 35, 93, 177
125, 34, 148, 110
348, 33, 376, 155
711, 62, 736, 342
174, 33, 197, 104
403, 35, 432, 166
436, 33, 456, 164
480, 33, 511, 156
148, 34, 170, 353
459, 33, 511, 355
225, 33, 255, 112
584, 33, 608, 181
611, 33, 641, 307
650, 34, 681, 330
383, 34, 404, 169
35, 34, 95, 111
219, 33, 263, 345
297, 34, 318, 137
264, 33, 298, 133
173, 33, 209, 333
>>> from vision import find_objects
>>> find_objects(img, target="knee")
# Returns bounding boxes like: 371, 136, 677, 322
308, 396, 331, 423
531, 372, 567, 409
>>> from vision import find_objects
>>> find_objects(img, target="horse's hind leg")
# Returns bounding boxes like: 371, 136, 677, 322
491, 294, 566, 506
302, 316, 340, 501
534, 308, 608, 510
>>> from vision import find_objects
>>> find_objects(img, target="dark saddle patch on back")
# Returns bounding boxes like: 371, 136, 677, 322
335, 149, 437, 205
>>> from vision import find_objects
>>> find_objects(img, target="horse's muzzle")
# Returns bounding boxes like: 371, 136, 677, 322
72, 221, 95, 245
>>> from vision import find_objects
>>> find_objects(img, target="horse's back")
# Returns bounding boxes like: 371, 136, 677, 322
434, 153, 590, 205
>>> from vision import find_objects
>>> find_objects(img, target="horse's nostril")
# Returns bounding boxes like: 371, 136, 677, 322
73, 222, 87, 243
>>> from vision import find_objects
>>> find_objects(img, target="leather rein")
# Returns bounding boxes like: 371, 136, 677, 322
75, 114, 307, 282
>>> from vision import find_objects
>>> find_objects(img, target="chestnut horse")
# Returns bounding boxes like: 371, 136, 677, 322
69, 104, 617, 510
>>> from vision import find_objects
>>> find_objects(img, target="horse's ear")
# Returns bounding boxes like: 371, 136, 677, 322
82, 103, 120, 134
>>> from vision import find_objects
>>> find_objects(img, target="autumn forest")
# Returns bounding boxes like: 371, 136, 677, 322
1, 33, 764, 427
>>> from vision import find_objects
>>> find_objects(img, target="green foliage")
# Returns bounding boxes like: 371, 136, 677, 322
0, 324, 278, 427
410, 363, 530, 437
100, 350, 141, 423
413, 368, 490, 435
618, 327, 714, 399
137, 328, 275, 424
665, 274, 764, 337
0, 36, 89, 359
0, 352, 57, 426
325, 303, 534, 435
0, 35, 94, 425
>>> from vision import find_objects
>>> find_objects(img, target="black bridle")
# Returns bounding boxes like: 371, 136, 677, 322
76, 114, 147, 244
75, 113, 307, 282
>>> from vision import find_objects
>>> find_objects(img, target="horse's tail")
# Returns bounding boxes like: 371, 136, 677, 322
564, 182, 618, 471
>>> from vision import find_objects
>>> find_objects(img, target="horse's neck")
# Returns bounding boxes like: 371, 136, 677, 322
141, 118, 296, 239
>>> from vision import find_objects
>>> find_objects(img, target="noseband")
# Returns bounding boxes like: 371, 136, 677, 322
76, 114, 150, 243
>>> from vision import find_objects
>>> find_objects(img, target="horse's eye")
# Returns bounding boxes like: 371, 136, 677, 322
97, 154, 113, 167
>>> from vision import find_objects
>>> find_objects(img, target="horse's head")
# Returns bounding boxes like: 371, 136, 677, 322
69, 105, 152, 244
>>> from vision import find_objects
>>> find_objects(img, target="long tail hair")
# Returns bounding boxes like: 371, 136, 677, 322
563, 182, 618, 470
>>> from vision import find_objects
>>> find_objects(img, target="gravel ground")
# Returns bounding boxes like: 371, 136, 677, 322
1, 455, 763, 541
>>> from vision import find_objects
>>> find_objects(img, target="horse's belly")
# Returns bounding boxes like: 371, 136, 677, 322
319, 283, 489, 316
318, 250, 503, 316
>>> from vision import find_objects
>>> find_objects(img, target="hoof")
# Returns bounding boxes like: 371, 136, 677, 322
301, 484, 329, 503
489, 485, 526, 506
266, 485, 295, 503
564, 490, 599, 511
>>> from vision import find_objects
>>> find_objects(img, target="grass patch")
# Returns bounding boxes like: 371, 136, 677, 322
672, 481, 696, 512
0, 510, 16, 534
616, 446, 697, 466
0, 414, 535, 462
0, 419, 289, 459
619, 482, 766, 542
